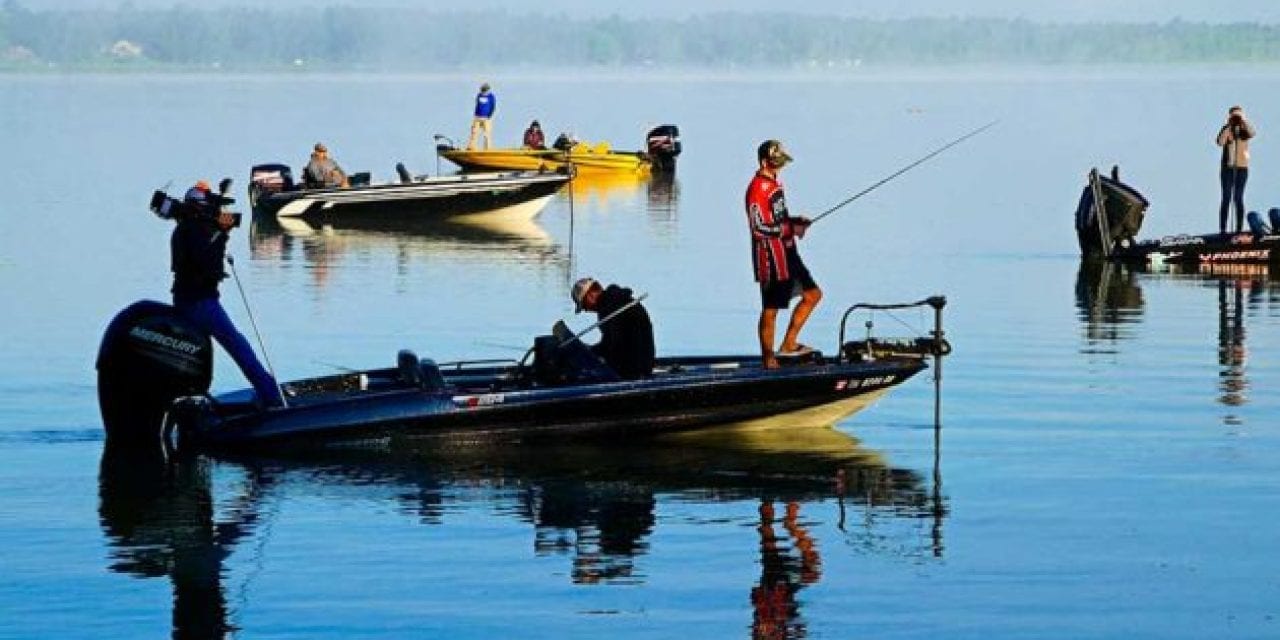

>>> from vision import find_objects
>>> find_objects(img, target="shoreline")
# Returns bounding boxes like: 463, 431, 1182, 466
4, 62, 1280, 83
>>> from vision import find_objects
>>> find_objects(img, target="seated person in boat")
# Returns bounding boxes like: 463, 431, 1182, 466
570, 277, 655, 380
523, 120, 547, 150
302, 142, 348, 189
552, 131, 578, 152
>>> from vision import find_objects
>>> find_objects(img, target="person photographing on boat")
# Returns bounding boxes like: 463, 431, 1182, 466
570, 277, 655, 380
467, 82, 497, 150
302, 142, 348, 189
170, 181, 284, 410
1216, 105, 1256, 234
745, 139, 822, 370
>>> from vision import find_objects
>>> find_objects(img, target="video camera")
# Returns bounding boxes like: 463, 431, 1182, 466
149, 177, 242, 228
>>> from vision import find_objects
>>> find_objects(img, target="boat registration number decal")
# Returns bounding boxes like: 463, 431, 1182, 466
452, 393, 505, 408
836, 375, 895, 390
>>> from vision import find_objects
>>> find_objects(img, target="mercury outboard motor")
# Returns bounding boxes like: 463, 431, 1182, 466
646, 125, 681, 172
97, 301, 213, 443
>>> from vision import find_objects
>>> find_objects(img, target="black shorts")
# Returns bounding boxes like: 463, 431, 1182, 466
759, 252, 818, 310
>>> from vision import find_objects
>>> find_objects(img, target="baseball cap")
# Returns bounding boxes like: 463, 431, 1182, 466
757, 139, 793, 167
571, 277, 597, 313
314, 142, 327, 152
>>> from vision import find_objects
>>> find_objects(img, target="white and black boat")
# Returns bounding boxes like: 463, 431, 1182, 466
96, 298, 949, 451
1076, 166, 1280, 266
248, 163, 570, 223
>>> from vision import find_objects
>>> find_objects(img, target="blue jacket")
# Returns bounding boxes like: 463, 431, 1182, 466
474, 91, 496, 118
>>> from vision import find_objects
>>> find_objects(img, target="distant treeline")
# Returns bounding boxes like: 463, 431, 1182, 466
4, 3, 1280, 69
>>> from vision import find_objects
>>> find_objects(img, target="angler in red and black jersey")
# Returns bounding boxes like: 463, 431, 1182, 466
744, 139, 822, 369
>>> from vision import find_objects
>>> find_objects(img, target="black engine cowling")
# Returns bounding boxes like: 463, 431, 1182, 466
646, 125, 681, 172
1075, 167, 1150, 258
97, 301, 213, 443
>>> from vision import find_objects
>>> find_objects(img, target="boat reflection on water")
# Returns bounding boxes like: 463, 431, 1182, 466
98, 446, 273, 639
248, 212, 568, 290
565, 172, 647, 210
97, 419, 945, 638
1076, 259, 1280, 423
1075, 259, 1146, 354
562, 172, 680, 241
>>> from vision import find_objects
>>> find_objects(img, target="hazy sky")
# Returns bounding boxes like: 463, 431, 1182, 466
30, 1, 1280, 24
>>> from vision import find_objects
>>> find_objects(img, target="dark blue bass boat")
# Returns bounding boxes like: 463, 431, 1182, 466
1076, 165, 1280, 267
96, 298, 948, 450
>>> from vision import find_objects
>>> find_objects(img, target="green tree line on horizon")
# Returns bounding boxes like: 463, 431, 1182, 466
3, 3, 1280, 69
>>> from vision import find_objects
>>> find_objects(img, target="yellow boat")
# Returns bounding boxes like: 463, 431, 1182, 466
438, 140, 652, 176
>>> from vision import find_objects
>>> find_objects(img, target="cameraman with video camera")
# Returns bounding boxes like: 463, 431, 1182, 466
170, 179, 283, 410
1216, 105, 1256, 234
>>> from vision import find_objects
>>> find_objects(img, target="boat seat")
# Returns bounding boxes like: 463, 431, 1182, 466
395, 162, 414, 184
396, 349, 447, 391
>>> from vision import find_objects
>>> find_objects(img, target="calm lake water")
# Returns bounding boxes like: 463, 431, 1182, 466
2, 69, 1279, 638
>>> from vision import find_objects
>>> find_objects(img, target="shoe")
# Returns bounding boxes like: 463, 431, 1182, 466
777, 344, 815, 357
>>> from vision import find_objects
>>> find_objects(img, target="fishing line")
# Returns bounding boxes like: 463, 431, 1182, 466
810, 120, 999, 225
227, 254, 287, 407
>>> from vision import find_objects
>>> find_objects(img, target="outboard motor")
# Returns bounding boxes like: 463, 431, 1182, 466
96, 301, 213, 443
1075, 166, 1149, 258
646, 125, 681, 172
248, 164, 294, 215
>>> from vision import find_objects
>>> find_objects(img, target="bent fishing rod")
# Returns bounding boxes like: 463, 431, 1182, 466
809, 119, 999, 225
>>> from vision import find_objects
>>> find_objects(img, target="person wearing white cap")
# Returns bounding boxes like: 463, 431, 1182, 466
570, 277, 655, 380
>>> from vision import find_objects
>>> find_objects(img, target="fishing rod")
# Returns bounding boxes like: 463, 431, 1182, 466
809, 120, 999, 225
226, 254, 288, 408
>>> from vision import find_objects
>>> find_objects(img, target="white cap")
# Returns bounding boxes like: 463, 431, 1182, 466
571, 277, 597, 313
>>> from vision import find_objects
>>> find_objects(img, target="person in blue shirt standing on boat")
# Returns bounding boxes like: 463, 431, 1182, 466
467, 82, 497, 150
745, 139, 820, 370
1216, 105, 1256, 234
171, 181, 284, 410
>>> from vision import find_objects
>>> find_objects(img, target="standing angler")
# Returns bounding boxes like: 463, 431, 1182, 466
467, 82, 497, 150
745, 140, 821, 370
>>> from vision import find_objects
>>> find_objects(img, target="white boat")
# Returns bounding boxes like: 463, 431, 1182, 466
248, 163, 570, 223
